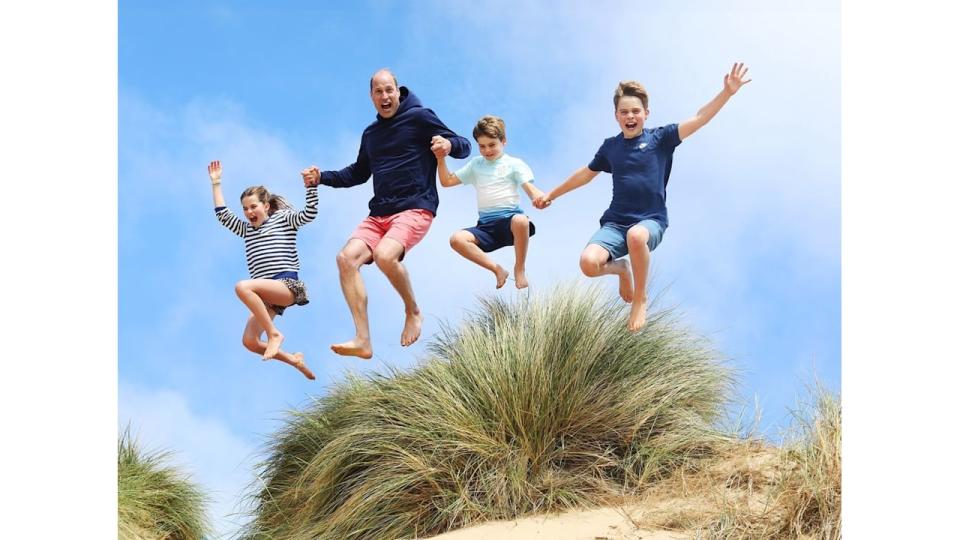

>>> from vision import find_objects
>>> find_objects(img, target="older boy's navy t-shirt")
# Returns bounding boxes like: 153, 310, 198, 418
587, 123, 682, 228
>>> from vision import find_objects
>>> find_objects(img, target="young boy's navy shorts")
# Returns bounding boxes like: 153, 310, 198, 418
465, 214, 536, 253
587, 219, 665, 261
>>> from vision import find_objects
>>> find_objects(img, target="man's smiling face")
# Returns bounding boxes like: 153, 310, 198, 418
370, 71, 400, 119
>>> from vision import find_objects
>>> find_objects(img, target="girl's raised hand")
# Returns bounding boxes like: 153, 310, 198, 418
208, 160, 222, 184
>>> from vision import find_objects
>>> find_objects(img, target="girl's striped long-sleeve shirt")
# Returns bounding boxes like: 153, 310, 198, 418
215, 187, 318, 279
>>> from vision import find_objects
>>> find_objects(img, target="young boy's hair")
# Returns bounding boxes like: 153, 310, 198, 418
240, 186, 292, 216
613, 80, 649, 110
472, 115, 507, 142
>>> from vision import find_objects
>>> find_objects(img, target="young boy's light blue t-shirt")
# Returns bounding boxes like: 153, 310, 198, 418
454, 153, 535, 223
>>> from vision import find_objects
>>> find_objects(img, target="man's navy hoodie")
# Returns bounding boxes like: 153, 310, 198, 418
320, 87, 471, 217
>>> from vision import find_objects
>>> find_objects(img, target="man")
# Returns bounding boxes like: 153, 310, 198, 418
303, 69, 471, 358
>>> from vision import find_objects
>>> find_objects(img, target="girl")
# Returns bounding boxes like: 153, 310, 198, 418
208, 160, 318, 380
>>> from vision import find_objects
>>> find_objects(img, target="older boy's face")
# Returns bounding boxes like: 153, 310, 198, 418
370, 73, 400, 119
615, 95, 649, 139
476, 135, 505, 161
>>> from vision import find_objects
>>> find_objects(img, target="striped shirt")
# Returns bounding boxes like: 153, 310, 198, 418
215, 187, 318, 279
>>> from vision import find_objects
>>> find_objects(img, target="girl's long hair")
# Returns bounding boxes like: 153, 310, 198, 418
240, 186, 291, 216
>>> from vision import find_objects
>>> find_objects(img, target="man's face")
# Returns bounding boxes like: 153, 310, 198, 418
615, 95, 649, 139
370, 74, 400, 119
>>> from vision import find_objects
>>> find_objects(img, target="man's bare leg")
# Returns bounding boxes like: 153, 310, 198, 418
235, 279, 296, 359
579, 244, 633, 302
331, 239, 374, 359
625, 225, 652, 332
373, 238, 423, 346
511, 214, 531, 289
241, 315, 316, 380
450, 231, 509, 288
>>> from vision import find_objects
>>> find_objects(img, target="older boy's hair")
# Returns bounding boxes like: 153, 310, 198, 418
614, 80, 649, 109
472, 115, 507, 142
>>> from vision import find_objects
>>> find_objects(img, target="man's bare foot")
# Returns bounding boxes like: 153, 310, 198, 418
263, 331, 284, 359
615, 260, 634, 303
514, 267, 529, 289
331, 338, 373, 360
288, 352, 316, 380
628, 300, 647, 332
494, 265, 510, 289
401, 310, 423, 346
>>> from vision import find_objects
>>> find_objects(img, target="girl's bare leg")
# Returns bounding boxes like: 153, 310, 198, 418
235, 279, 295, 359
625, 225, 652, 332
510, 214, 531, 289
242, 315, 316, 380
579, 244, 633, 302
450, 230, 509, 289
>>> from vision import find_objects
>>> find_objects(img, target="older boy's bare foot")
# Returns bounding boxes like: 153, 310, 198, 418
514, 268, 529, 289
331, 338, 373, 360
288, 352, 316, 380
494, 265, 510, 289
401, 310, 423, 346
628, 301, 647, 332
263, 331, 284, 359
615, 260, 634, 303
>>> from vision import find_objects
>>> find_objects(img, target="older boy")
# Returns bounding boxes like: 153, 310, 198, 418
434, 115, 545, 289
535, 63, 751, 331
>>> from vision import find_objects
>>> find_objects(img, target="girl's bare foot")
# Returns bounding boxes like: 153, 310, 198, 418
401, 310, 423, 346
288, 352, 316, 380
628, 300, 647, 332
263, 331, 284, 359
494, 265, 510, 289
331, 338, 373, 360
514, 267, 528, 289
615, 260, 633, 303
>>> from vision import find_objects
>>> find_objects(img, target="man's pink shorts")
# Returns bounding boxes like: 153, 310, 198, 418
351, 208, 434, 261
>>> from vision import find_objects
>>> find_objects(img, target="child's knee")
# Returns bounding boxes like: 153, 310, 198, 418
626, 226, 650, 249
579, 254, 601, 277
241, 333, 259, 352
450, 231, 471, 249
510, 214, 529, 230
234, 280, 251, 297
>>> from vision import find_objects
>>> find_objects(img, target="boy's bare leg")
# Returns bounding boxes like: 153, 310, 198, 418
450, 231, 509, 288
331, 239, 374, 359
511, 215, 530, 289
625, 225, 652, 332
242, 315, 316, 380
235, 279, 296, 359
373, 238, 423, 346
579, 244, 633, 302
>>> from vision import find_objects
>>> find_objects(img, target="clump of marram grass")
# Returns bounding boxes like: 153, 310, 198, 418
118, 427, 211, 540
241, 284, 735, 540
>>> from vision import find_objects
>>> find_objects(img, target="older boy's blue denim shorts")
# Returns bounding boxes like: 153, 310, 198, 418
465, 214, 536, 253
587, 219, 665, 261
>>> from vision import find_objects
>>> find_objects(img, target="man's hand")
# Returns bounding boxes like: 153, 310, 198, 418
430, 135, 451, 158
532, 195, 552, 210
208, 160, 222, 184
723, 62, 752, 96
301, 165, 321, 187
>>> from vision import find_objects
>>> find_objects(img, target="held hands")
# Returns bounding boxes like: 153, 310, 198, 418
301, 165, 321, 187
723, 62, 752, 96
430, 135, 451, 159
532, 194, 553, 210
208, 160, 222, 185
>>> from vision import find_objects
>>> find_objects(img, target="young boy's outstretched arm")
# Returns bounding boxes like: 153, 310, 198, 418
521, 180, 545, 202
678, 62, 751, 141
432, 141, 462, 187
533, 166, 599, 209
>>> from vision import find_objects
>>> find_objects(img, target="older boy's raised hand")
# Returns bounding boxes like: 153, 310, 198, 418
301, 165, 321, 187
723, 62, 752, 96
430, 135, 451, 158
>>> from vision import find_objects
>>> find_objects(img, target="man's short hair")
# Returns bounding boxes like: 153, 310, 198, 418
472, 115, 507, 141
614, 80, 649, 109
370, 69, 399, 91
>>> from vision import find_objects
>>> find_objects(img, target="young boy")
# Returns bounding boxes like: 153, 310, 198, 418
534, 63, 751, 331
434, 115, 546, 289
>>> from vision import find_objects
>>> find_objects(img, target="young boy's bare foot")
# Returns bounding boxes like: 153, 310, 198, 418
494, 265, 510, 289
263, 331, 284, 360
288, 352, 316, 380
614, 260, 634, 303
627, 300, 647, 332
331, 338, 373, 360
514, 267, 529, 289
400, 310, 423, 346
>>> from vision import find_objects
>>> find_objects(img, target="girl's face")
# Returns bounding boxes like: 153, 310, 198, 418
241, 194, 270, 227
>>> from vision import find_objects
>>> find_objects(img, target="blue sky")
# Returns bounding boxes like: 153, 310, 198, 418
118, 1, 839, 535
